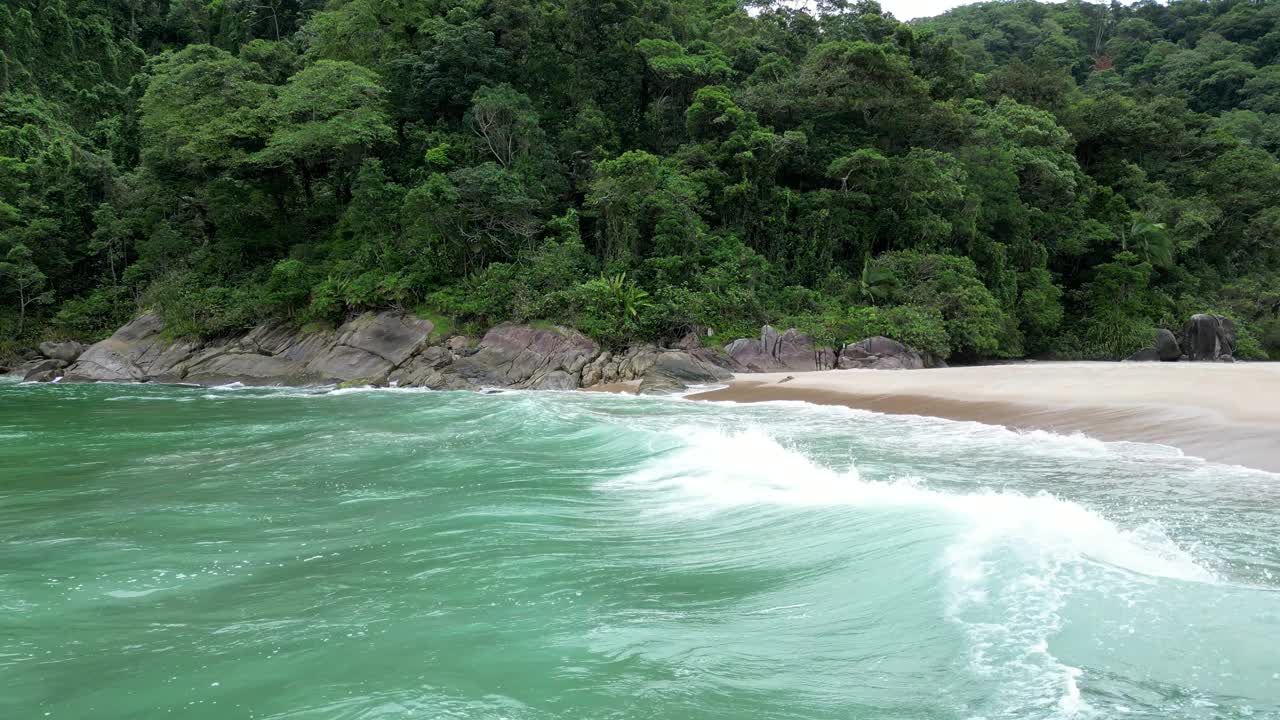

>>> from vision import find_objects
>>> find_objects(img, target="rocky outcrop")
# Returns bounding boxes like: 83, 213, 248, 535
725, 325, 835, 371
839, 336, 926, 370
62, 312, 436, 386
579, 344, 733, 393
63, 314, 175, 383
449, 323, 600, 389
1155, 329, 1181, 362
57, 314, 732, 393
1125, 347, 1162, 362
38, 341, 86, 364
22, 358, 68, 382
1127, 328, 1183, 363
1182, 314, 1236, 362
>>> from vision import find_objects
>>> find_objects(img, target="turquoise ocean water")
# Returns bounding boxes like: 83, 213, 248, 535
1, 379, 1278, 719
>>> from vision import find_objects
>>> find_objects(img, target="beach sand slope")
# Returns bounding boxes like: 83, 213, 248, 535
690, 362, 1280, 473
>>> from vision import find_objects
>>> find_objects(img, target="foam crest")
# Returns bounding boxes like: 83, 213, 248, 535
607, 425, 1221, 717
607, 426, 1214, 584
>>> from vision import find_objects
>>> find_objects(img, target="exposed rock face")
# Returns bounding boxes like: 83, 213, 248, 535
38, 341, 86, 364
839, 336, 925, 370
1154, 329, 1181, 362
726, 325, 835, 371
22, 358, 68, 382
64, 312, 435, 386
448, 324, 600, 389
303, 312, 434, 383
63, 314, 174, 383
1182, 314, 1236, 362
59, 315, 732, 393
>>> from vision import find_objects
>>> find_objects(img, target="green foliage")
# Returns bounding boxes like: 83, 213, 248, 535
140, 45, 272, 173
793, 304, 951, 359
1071, 252, 1163, 359
872, 251, 1008, 358
845, 305, 952, 360
51, 286, 134, 341
9, 0, 1280, 366
145, 271, 261, 340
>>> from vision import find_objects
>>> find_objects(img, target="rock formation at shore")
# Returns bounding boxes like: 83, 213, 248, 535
18, 310, 1250, 388
46, 312, 734, 392
1126, 315, 1237, 363
16, 313, 950, 390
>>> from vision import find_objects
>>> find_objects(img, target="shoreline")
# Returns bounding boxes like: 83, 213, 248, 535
688, 363, 1280, 473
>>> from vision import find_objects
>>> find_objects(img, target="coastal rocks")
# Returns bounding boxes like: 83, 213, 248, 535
22, 358, 68, 382
726, 326, 835, 371
1125, 348, 1162, 362
63, 314, 174, 382
838, 336, 925, 370
448, 323, 600, 389
302, 312, 434, 383
38, 341, 86, 364
58, 314, 732, 393
62, 311, 436, 385
1155, 329, 1182, 362
577, 344, 732, 392
1182, 314, 1236, 362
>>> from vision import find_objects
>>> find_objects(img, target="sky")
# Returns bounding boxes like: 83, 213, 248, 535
879, 0, 978, 20
777, 0, 1036, 22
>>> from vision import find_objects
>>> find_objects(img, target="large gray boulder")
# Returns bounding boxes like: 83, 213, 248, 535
38, 341, 86, 364
167, 320, 323, 385
1124, 347, 1161, 362
725, 325, 835, 372
578, 343, 732, 393
303, 312, 434, 382
63, 314, 176, 382
64, 311, 437, 385
838, 336, 925, 370
1155, 328, 1181, 362
1182, 314, 1236, 362
449, 323, 600, 389
22, 358, 67, 382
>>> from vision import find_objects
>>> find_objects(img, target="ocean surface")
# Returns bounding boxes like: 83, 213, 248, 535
2, 379, 1278, 719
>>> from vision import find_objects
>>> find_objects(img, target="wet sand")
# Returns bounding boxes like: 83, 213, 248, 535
689, 363, 1280, 473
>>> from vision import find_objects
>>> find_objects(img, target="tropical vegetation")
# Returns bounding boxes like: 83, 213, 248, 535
2, 0, 1279, 362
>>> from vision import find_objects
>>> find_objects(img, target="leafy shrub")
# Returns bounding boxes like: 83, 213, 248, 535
789, 304, 951, 359
872, 251, 1009, 358
145, 272, 261, 339
51, 286, 135, 341
565, 273, 650, 347
846, 305, 952, 358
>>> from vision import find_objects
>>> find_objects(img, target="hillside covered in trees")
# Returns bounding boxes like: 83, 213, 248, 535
2, 0, 1279, 363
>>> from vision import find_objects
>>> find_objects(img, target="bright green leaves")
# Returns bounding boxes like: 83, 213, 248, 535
638, 39, 732, 91
140, 45, 273, 174
466, 84, 542, 170
256, 60, 392, 169
585, 150, 704, 262
0, 242, 52, 335
871, 251, 1007, 358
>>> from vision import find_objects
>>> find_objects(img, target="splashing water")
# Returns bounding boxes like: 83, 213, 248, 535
1, 380, 1277, 719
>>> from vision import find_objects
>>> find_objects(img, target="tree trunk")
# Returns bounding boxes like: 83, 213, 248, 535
298, 161, 314, 206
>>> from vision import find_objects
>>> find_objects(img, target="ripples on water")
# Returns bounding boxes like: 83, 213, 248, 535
1, 379, 1278, 719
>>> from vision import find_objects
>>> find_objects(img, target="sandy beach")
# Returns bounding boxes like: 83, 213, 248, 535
690, 362, 1280, 473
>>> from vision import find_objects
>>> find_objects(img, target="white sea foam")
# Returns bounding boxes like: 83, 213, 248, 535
606, 425, 1219, 718
609, 426, 1212, 581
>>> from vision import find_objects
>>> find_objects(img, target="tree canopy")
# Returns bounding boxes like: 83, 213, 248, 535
3, 0, 1279, 361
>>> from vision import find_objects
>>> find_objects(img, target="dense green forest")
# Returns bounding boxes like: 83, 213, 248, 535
2, 0, 1279, 362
